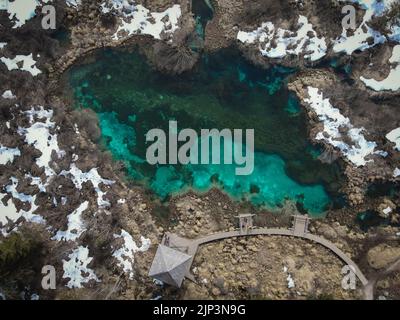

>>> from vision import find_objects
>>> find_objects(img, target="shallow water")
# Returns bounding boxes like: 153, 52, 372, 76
67, 48, 344, 216
192, 0, 214, 36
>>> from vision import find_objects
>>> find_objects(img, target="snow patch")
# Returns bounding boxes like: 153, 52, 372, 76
2, 90, 16, 99
283, 266, 295, 289
18, 107, 63, 178
383, 206, 392, 215
25, 174, 46, 193
52, 201, 89, 241
6, 0, 39, 28
101, 0, 181, 41
0, 193, 21, 235
237, 15, 327, 61
112, 229, 150, 279
0, 177, 45, 235
30, 293, 39, 300
66, 0, 81, 8
333, 0, 397, 54
62, 246, 100, 288
0, 54, 42, 76
60, 163, 114, 208
360, 45, 400, 91
386, 127, 400, 150
304, 86, 377, 166
0, 145, 20, 165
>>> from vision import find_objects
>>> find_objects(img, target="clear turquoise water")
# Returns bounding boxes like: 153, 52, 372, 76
68, 48, 344, 216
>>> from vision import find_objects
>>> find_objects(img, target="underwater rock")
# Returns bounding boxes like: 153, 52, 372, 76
148, 42, 200, 75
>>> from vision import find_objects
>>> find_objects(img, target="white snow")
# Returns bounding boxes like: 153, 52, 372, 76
283, 266, 295, 289
25, 174, 46, 193
237, 15, 327, 61
24, 106, 53, 124
0, 177, 45, 236
304, 86, 377, 166
286, 274, 295, 289
18, 107, 62, 177
74, 123, 80, 135
52, 201, 89, 241
1, 90, 16, 99
117, 198, 126, 204
66, 0, 81, 8
6, 0, 39, 28
386, 127, 400, 150
60, 163, 114, 208
394, 168, 400, 178
62, 246, 100, 288
6, 177, 32, 203
374, 150, 388, 157
103, 0, 181, 41
0, 54, 41, 76
112, 229, 150, 279
360, 45, 400, 91
333, 21, 385, 54
383, 206, 392, 215
0, 145, 20, 165
333, 0, 397, 54
0, 193, 21, 234
0, 43, 7, 49
30, 294, 39, 300
389, 23, 400, 42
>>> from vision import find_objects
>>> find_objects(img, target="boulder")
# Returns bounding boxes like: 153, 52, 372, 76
367, 244, 400, 269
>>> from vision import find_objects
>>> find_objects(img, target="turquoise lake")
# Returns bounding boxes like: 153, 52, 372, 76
67, 48, 344, 216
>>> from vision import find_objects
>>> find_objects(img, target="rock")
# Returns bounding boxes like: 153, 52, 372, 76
318, 224, 338, 240
211, 287, 221, 296
148, 42, 200, 75
377, 199, 396, 218
248, 245, 259, 252
367, 244, 400, 269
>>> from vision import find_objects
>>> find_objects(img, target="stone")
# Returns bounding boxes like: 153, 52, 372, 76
318, 224, 338, 240
211, 287, 221, 296
367, 244, 400, 269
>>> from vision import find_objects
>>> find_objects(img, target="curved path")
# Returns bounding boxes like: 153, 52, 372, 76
166, 228, 368, 287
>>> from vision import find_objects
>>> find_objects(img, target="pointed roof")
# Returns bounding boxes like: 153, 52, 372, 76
148, 245, 192, 287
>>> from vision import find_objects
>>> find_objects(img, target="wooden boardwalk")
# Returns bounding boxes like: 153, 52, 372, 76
163, 227, 368, 286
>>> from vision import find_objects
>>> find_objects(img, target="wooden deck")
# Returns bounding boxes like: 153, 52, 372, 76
163, 227, 368, 286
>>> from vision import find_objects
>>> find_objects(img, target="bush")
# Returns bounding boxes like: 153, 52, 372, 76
0, 233, 40, 271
